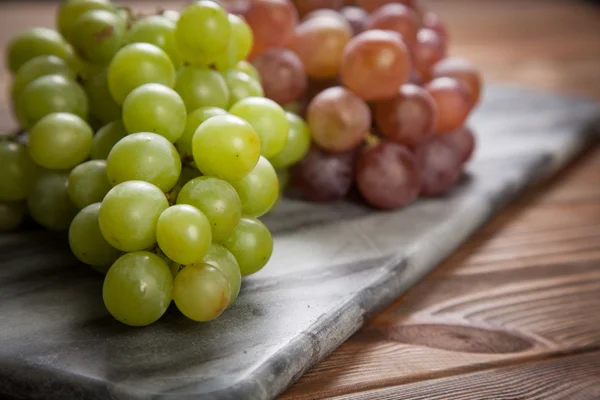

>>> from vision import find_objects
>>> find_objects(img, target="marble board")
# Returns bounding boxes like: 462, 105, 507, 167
0, 85, 599, 400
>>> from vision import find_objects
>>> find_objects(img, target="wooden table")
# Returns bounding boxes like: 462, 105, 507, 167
1, 1, 600, 399
282, 0, 600, 398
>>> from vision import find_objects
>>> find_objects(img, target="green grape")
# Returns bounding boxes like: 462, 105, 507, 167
27, 170, 78, 231
91, 120, 127, 159
175, 107, 228, 161
99, 181, 168, 252
17, 74, 88, 129
162, 10, 180, 23
27, 112, 93, 170
234, 60, 260, 82
175, 0, 230, 65
0, 201, 26, 232
126, 15, 182, 68
106, 132, 182, 192
71, 9, 124, 64
222, 217, 273, 276
57, 0, 114, 44
167, 165, 201, 203
108, 43, 176, 105
221, 70, 264, 108
177, 176, 242, 242
173, 263, 230, 322
69, 203, 121, 269
103, 251, 173, 326
282, 102, 301, 114
11, 55, 76, 103
229, 97, 289, 159
201, 243, 242, 306
122, 83, 187, 143
6, 27, 75, 73
230, 14, 253, 62
0, 141, 35, 202
192, 115, 260, 181
68, 160, 111, 208
156, 204, 212, 265
83, 69, 122, 124
174, 66, 229, 111
268, 112, 311, 168
229, 156, 279, 217
212, 35, 238, 72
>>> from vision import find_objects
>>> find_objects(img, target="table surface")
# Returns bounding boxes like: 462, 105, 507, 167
1, 1, 600, 399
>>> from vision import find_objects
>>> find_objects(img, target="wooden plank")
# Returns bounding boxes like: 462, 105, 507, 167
329, 350, 600, 400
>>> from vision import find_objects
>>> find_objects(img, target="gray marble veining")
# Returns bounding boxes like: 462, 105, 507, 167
0, 85, 599, 400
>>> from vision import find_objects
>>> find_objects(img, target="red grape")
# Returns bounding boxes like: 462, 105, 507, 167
293, 0, 343, 17
357, 0, 417, 13
415, 136, 461, 196
442, 126, 476, 164
356, 140, 421, 210
414, 28, 446, 81
290, 13, 352, 79
252, 48, 308, 105
291, 146, 356, 202
340, 6, 370, 36
424, 77, 473, 134
245, 0, 298, 57
374, 83, 436, 149
432, 57, 483, 105
422, 11, 448, 40
366, 4, 420, 50
307, 86, 371, 153
340, 30, 411, 101
220, 0, 252, 15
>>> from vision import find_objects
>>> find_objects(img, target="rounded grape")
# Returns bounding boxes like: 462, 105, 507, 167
201, 244, 242, 306
103, 251, 173, 326
192, 115, 261, 181
99, 181, 169, 252
126, 15, 182, 68
234, 60, 260, 82
173, 263, 231, 322
157, 205, 212, 266
269, 112, 311, 168
0, 141, 35, 202
222, 217, 273, 276
291, 146, 355, 202
415, 136, 462, 196
83, 69, 122, 124
374, 84, 437, 149
27, 170, 78, 231
177, 176, 242, 242
175, 66, 230, 111
356, 140, 421, 210
122, 83, 187, 143
71, 9, 124, 64
108, 43, 176, 105
424, 77, 473, 134
0, 201, 26, 232
366, 3, 419, 50
57, 0, 114, 43
91, 120, 127, 160
340, 6, 369, 36
442, 126, 476, 165
415, 28, 447, 81
28, 112, 93, 170
432, 57, 483, 106
423, 11, 449, 41
11, 55, 76, 102
244, 0, 298, 56
106, 132, 181, 192
221, 70, 264, 107
69, 203, 121, 269
229, 97, 289, 159
229, 156, 279, 217
252, 48, 307, 105
290, 13, 352, 79
307, 86, 370, 153
68, 160, 111, 209
6, 27, 75, 73
175, 0, 230, 65
176, 107, 228, 161
17, 74, 88, 128
357, 0, 417, 13
213, 14, 253, 71
340, 30, 411, 101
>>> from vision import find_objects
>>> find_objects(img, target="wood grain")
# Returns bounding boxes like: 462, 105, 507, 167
282, 0, 600, 398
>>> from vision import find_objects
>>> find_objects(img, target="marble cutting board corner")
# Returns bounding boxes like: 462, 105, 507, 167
0, 85, 599, 400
